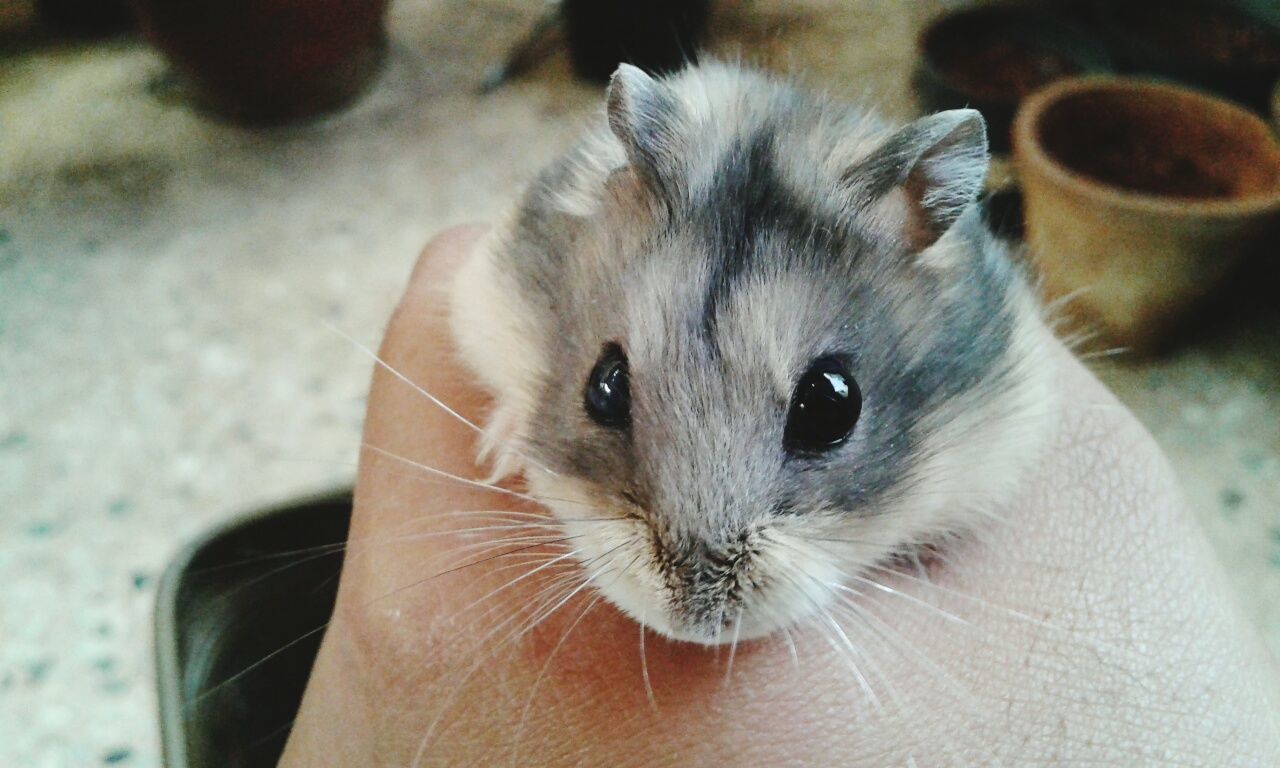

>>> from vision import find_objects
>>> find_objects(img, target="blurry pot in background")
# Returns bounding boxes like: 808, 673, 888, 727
562, 0, 712, 83
1272, 79, 1280, 133
129, 0, 388, 125
917, 6, 1110, 153
36, 0, 133, 35
1014, 77, 1280, 353
1089, 0, 1280, 115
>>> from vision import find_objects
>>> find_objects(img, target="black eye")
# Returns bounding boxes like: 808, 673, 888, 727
584, 343, 631, 428
785, 357, 862, 453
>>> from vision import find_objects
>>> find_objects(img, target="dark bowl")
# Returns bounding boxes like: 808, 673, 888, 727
129, 0, 388, 125
917, 5, 1112, 153
1088, 0, 1280, 114
562, 0, 712, 83
155, 490, 351, 767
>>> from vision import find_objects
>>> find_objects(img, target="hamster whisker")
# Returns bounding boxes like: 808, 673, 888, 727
792, 566, 928, 719
789, 533, 905, 549
834, 578, 969, 626
412, 531, 575, 565
837, 588, 1194, 762
770, 559, 881, 711
187, 540, 349, 575
367, 535, 580, 609
433, 507, 551, 520
441, 561, 611, 755
451, 568, 585, 656
723, 606, 745, 688
184, 504, 558, 575
323, 319, 560, 479
500, 542, 626, 646
638, 607, 658, 710
817, 607, 883, 711
456, 548, 586, 617
278, 453, 604, 514
412, 577, 590, 766
510, 593, 606, 768
448, 512, 616, 527
842, 565, 1131, 679
426, 572, 586, 668
780, 624, 800, 671
824, 607, 906, 715
808, 574, 996, 768
361, 442, 545, 503
185, 621, 332, 710
360, 442, 607, 514
511, 550, 638, 765
186, 533, 568, 707
1073, 341, 1131, 361
860, 564, 1063, 634
832, 597, 978, 711
829, 604, 1001, 768
427, 534, 577, 572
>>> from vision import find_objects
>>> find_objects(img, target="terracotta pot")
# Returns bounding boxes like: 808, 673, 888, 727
1013, 77, 1280, 352
130, 0, 388, 124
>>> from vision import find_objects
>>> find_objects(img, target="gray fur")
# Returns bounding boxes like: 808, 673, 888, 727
455, 63, 1049, 643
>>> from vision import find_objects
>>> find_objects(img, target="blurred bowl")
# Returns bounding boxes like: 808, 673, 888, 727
562, 0, 712, 83
1013, 77, 1280, 352
130, 0, 388, 125
1089, 0, 1280, 114
917, 6, 1111, 153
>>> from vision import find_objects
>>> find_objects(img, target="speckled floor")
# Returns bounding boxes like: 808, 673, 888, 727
2, 1, 1277, 766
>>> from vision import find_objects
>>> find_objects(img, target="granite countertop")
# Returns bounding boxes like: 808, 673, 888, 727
2, 1, 1277, 765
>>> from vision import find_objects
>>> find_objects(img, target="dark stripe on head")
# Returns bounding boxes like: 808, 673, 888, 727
696, 127, 847, 343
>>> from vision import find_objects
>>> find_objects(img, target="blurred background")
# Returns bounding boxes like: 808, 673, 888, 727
1, 0, 1278, 765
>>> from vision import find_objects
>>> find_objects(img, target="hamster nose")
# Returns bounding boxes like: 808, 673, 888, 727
656, 538, 754, 633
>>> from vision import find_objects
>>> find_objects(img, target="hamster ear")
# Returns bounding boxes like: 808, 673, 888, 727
606, 64, 683, 187
844, 109, 988, 251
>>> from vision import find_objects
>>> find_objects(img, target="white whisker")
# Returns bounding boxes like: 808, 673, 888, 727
323, 320, 559, 477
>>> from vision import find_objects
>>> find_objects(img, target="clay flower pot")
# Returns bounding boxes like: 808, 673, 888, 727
130, 0, 388, 125
1013, 77, 1280, 352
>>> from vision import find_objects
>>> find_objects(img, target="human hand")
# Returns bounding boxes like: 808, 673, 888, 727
281, 226, 1280, 766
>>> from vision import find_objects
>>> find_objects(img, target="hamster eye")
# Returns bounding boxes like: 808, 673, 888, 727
785, 357, 862, 453
584, 343, 631, 429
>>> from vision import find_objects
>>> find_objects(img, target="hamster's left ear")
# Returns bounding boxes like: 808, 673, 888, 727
843, 109, 988, 252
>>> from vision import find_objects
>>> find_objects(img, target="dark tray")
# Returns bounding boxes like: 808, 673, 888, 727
155, 490, 352, 768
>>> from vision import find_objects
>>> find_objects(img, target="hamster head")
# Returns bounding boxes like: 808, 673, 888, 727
451, 64, 1052, 645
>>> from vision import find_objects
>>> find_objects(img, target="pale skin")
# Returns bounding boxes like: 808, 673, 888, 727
281, 226, 1280, 766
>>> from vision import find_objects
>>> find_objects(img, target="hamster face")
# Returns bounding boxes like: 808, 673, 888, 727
451, 64, 1052, 645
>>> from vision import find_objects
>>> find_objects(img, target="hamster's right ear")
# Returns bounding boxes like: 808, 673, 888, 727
606, 64, 684, 192
843, 109, 989, 252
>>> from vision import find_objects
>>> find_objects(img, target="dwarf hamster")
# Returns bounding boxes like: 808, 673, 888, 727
449, 62, 1055, 645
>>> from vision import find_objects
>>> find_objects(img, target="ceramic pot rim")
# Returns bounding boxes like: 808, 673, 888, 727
1013, 76, 1280, 218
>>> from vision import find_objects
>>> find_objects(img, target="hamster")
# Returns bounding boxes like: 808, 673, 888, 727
449, 62, 1055, 645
